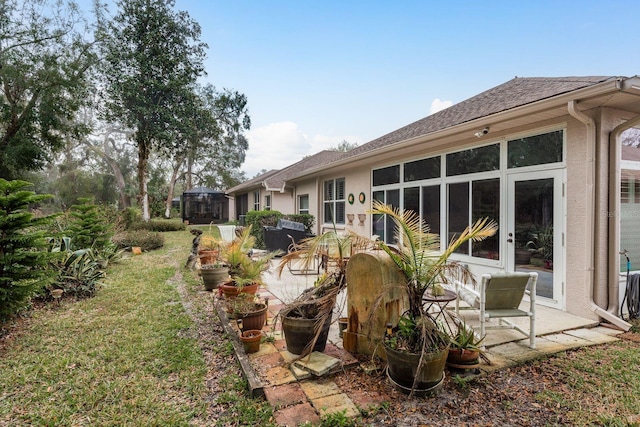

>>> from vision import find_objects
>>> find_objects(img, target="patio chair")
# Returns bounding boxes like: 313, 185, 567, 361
286, 235, 319, 275
455, 272, 538, 349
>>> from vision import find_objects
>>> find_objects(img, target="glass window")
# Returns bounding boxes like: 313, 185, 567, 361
253, 191, 260, 211
373, 165, 400, 186
264, 194, 271, 211
448, 182, 469, 254
403, 187, 419, 216
472, 179, 500, 259
508, 130, 563, 168
323, 178, 345, 224
298, 194, 309, 214
422, 185, 441, 238
446, 144, 500, 176
405, 157, 440, 181
385, 189, 400, 244
372, 189, 399, 244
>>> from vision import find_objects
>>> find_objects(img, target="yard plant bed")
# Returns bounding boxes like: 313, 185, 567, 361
1, 228, 640, 426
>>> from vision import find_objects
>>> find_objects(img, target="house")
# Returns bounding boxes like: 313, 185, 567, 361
226, 151, 344, 222
226, 76, 640, 328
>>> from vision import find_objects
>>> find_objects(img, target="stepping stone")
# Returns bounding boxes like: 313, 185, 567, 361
293, 351, 341, 376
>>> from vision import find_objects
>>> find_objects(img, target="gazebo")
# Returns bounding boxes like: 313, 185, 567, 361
181, 187, 228, 225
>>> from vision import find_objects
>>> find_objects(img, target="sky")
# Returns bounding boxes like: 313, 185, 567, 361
81, 0, 640, 178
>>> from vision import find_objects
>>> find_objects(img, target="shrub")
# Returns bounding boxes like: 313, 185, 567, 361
128, 218, 186, 232
51, 248, 105, 298
123, 207, 142, 229
67, 198, 114, 251
283, 214, 315, 234
245, 210, 282, 249
0, 179, 57, 320
147, 219, 186, 232
112, 230, 165, 252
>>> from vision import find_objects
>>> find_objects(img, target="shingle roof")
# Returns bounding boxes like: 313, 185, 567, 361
263, 150, 345, 190
226, 169, 280, 193
234, 76, 620, 189
342, 76, 614, 160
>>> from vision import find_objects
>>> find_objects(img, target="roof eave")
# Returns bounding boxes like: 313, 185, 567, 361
291, 77, 625, 180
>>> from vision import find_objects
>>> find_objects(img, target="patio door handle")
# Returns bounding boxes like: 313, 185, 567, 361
507, 232, 513, 243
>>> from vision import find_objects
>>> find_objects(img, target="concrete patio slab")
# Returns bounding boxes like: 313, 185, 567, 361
293, 351, 341, 376
311, 393, 360, 418
299, 378, 341, 400
273, 402, 321, 427
564, 328, 620, 344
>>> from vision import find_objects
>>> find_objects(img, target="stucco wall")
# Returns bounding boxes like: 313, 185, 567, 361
564, 116, 592, 319
271, 190, 294, 214
316, 165, 371, 236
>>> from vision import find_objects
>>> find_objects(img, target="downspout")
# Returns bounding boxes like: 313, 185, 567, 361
568, 100, 631, 331
609, 114, 640, 319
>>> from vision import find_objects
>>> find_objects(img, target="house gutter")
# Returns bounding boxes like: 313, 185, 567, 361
608, 113, 640, 320
568, 97, 631, 331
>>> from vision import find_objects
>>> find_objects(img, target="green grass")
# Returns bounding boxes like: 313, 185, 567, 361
0, 230, 207, 426
3, 228, 640, 426
536, 338, 640, 426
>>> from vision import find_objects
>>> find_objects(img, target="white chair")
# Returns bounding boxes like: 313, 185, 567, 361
455, 272, 537, 349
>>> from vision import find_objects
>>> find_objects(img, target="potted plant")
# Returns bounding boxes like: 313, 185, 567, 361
447, 321, 485, 367
275, 229, 373, 356
198, 224, 222, 265
199, 259, 229, 291
239, 329, 262, 354
218, 226, 277, 298
369, 200, 497, 395
226, 293, 269, 332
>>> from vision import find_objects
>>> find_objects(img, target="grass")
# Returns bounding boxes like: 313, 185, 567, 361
536, 336, 640, 426
2, 228, 640, 426
0, 230, 207, 426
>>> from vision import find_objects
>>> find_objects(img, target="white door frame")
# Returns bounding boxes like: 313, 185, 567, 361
506, 169, 565, 310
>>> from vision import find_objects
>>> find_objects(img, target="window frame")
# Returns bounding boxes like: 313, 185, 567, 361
323, 178, 346, 225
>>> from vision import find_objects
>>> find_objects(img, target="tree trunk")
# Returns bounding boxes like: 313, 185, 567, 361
137, 139, 150, 221
165, 157, 183, 218
186, 151, 193, 190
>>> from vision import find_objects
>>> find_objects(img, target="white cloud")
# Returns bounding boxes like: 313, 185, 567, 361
242, 121, 362, 178
430, 98, 453, 114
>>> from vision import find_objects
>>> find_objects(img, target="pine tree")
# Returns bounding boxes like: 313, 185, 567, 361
0, 179, 56, 320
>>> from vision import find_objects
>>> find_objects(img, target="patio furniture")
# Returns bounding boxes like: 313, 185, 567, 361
286, 235, 319, 275
455, 272, 538, 349
263, 219, 308, 254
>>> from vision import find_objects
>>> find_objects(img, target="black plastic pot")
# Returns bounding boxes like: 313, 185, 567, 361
282, 314, 332, 355
384, 340, 449, 392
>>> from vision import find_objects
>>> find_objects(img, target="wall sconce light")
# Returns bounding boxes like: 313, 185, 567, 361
474, 126, 490, 138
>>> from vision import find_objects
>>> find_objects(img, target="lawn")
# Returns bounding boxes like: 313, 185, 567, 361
1, 228, 640, 426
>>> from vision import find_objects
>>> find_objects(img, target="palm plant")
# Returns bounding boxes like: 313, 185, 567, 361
221, 225, 276, 289
369, 200, 497, 352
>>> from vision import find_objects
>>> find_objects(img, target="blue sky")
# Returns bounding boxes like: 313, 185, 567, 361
83, 1, 640, 178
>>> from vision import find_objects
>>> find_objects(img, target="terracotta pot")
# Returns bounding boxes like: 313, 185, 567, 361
447, 348, 480, 366
235, 303, 268, 331
198, 249, 219, 265
219, 281, 260, 298
200, 266, 229, 291
239, 330, 262, 353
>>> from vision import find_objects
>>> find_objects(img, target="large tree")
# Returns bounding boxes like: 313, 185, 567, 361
98, 0, 206, 221
161, 84, 250, 218
0, 0, 97, 179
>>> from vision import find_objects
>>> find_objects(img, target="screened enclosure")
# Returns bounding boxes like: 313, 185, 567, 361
181, 187, 228, 225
